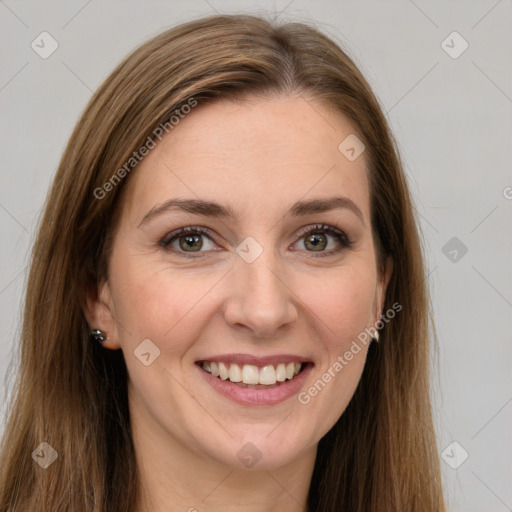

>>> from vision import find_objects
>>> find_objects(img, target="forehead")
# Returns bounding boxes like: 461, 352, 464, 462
118, 95, 370, 225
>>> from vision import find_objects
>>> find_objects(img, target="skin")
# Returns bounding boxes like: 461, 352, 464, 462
85, 95, 393, 512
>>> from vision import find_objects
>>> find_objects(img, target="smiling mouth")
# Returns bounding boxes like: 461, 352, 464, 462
197, 361, 310, 388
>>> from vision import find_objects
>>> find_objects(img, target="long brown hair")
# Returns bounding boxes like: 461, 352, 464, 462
0, 13, 445, 511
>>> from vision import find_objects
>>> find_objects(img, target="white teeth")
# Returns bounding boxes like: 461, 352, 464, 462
201, 360, 305, 385
242, 364, 260, 385
228, 363, 242, 382
259, 365, 276, 385
218, 362, 229, 380
210, 361, 220, 377
275, 363, 287, 382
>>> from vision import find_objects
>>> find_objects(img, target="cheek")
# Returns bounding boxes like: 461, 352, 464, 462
295, 266, 376, 431
108, 254, 224, 356
109, 256, 181, 339
306, 263, 377, 350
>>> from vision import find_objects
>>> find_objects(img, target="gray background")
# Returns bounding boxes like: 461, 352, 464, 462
1, 1, 511, 510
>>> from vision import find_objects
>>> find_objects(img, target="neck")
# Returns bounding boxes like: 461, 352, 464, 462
130, 399, 316, 512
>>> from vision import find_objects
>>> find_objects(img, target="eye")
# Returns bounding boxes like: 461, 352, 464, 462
293, 223, 353, 256
159, 223, 353, 258
159, 226, 217, 255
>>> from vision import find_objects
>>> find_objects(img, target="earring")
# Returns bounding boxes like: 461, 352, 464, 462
373, 330, 380, 343
89, 329, 107, 343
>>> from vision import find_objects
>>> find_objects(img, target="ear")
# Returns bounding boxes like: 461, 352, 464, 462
83, 279, 121, 350
374, 255, 394, 322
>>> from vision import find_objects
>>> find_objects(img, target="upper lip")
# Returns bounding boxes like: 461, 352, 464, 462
196, 353, 313, 367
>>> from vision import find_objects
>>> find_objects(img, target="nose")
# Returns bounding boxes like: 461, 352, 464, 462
222, 247, 299, 338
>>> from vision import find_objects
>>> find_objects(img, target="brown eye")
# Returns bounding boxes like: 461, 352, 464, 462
178, 234, 203, 252
295, 224, 353, 256
160, 226, 216, 255
303, 232, 328, 251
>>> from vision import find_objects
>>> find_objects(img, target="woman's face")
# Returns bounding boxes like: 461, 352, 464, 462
87, 95, 392, 471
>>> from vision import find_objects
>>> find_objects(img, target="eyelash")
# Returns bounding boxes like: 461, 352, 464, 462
159, 223, 353, 258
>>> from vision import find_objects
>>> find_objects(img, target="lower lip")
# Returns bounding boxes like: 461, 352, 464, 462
196, 363, 314, 406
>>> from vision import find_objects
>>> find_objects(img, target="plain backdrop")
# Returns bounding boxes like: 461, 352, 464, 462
1, 1, 511, 511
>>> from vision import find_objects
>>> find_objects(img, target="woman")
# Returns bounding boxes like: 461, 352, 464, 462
0, 13, 446, 512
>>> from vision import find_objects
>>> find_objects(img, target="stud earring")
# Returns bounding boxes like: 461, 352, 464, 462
89, 329, 107, 343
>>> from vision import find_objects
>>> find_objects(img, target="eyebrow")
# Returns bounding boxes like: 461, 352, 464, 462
138, 195, 365, 227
